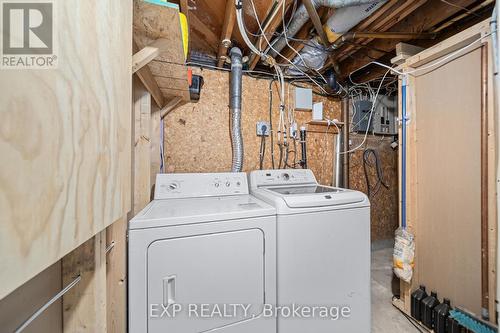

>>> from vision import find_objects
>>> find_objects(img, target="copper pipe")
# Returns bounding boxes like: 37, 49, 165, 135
480, 45, 490, 320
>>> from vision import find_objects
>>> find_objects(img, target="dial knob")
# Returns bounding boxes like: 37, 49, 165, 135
282, 173, 290, 181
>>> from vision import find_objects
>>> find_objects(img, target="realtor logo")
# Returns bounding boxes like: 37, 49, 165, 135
1, 0, 57, 69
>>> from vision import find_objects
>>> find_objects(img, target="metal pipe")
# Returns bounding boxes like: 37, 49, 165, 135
299, 126, 308, 169
480, 44, 490, 321
335, 132, 341, 186
230, 47, 244, 172
342, 97, 350, 188
267, 0, 381, 57
401, 76, 408, 229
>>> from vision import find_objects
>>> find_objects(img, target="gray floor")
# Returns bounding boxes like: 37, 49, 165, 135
372, 246, 416, 333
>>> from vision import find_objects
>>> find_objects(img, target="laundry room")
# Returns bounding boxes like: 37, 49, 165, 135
0, 0, 498, 333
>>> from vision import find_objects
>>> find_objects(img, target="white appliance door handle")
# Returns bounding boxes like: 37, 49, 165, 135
163, 275, 176, 305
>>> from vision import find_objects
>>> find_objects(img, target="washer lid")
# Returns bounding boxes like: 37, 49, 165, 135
129, 195, 275, 229
263, 186, 366, 208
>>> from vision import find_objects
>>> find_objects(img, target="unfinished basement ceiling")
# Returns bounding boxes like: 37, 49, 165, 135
171, 0, 494, 82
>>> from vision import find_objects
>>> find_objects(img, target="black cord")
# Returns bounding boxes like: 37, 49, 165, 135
259, 136, 266, 170
391, 297, 425, 333
363, 148, 389, 197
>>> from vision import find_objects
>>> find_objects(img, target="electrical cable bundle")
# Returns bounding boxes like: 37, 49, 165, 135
362, 148, 389, 197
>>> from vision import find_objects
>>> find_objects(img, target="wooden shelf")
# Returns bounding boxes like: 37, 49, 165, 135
133, 0, 190, 107
307, 120, 345, 127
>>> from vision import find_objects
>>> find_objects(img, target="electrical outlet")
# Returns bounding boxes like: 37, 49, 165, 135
256, 121, 270, 136
289, 122, 298, 138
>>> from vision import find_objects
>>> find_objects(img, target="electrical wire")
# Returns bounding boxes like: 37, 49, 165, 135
247, 0, 329, 95
350, 32, 492, 80
440, 0, 483, 19
363, 148, 389, 197
340, 67, 392, 155
259, 135, 266, 170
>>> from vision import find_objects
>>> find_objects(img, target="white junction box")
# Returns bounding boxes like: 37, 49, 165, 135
312, 102, 323, 121
294, 87, 313, 110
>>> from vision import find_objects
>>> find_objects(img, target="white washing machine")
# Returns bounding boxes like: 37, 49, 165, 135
128, 173, 277, 333
248, 169, 371, 333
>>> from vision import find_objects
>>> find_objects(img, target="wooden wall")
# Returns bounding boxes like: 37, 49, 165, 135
163, 68, 340, 183
0, 0, 132, 299
163, 68, 398, 241
350, 134, 399, 241
396, 20, 496, 318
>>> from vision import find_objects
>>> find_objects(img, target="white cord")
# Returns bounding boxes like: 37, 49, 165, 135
357, 32, 492, 78
340, 68, 392, 155
248, 0, 329, 95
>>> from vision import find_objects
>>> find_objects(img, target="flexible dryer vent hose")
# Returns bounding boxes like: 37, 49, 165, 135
230, 47, 244, 172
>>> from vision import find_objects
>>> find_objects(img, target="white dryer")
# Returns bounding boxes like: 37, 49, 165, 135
128, 173, 277, 333
248, 169, 371, 333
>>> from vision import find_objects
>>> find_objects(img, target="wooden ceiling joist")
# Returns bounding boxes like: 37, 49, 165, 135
339, 0, 481, 78
217, 0, 237, 67
190, 13, 220, 52
334, 0, 429, 63
248, 0, 295, 70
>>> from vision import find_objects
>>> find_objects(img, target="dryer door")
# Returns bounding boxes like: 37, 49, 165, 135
147, 229, 265, 332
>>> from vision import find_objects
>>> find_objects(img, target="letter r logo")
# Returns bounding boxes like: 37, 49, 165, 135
2, 2, 53, 54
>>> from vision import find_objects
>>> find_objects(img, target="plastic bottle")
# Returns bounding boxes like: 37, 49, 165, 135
433, 298, 451, 333
422, 291, 440, 329
448, 317, 465, 333
410, 285, 428, 321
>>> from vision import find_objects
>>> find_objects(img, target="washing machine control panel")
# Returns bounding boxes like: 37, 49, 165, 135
154, 173, 249, 199
249, 169, 317, 188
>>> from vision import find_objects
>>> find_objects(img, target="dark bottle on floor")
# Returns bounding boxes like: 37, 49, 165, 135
434, 298, 451, 333
411, 285, 428, 321
422, 291, 440, 329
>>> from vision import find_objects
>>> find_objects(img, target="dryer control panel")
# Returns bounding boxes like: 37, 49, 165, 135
248, 169, 318, 189
154, 173, 249, 199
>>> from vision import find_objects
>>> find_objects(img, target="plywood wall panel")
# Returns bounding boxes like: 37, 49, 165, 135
349, 134, 399, 241
0, 0, 132, 299
413, 49, 482, 313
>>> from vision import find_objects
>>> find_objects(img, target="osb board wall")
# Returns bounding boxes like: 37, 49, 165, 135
163, 69, 398, 243
163, 68, 340, 184
349, 134, 399, 241
0, 0, 132, 299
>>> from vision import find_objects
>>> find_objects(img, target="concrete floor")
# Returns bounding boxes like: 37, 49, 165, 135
372, 246, 416, 333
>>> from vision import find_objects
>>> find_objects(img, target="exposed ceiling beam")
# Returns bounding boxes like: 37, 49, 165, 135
338, 0, 479, 78
334, 0, 429, 62
248, 0, 294, 70
302, 0, 330, 47
189, 13, 220, 52
217, 0, 236, 67
133, 40, 165, 108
